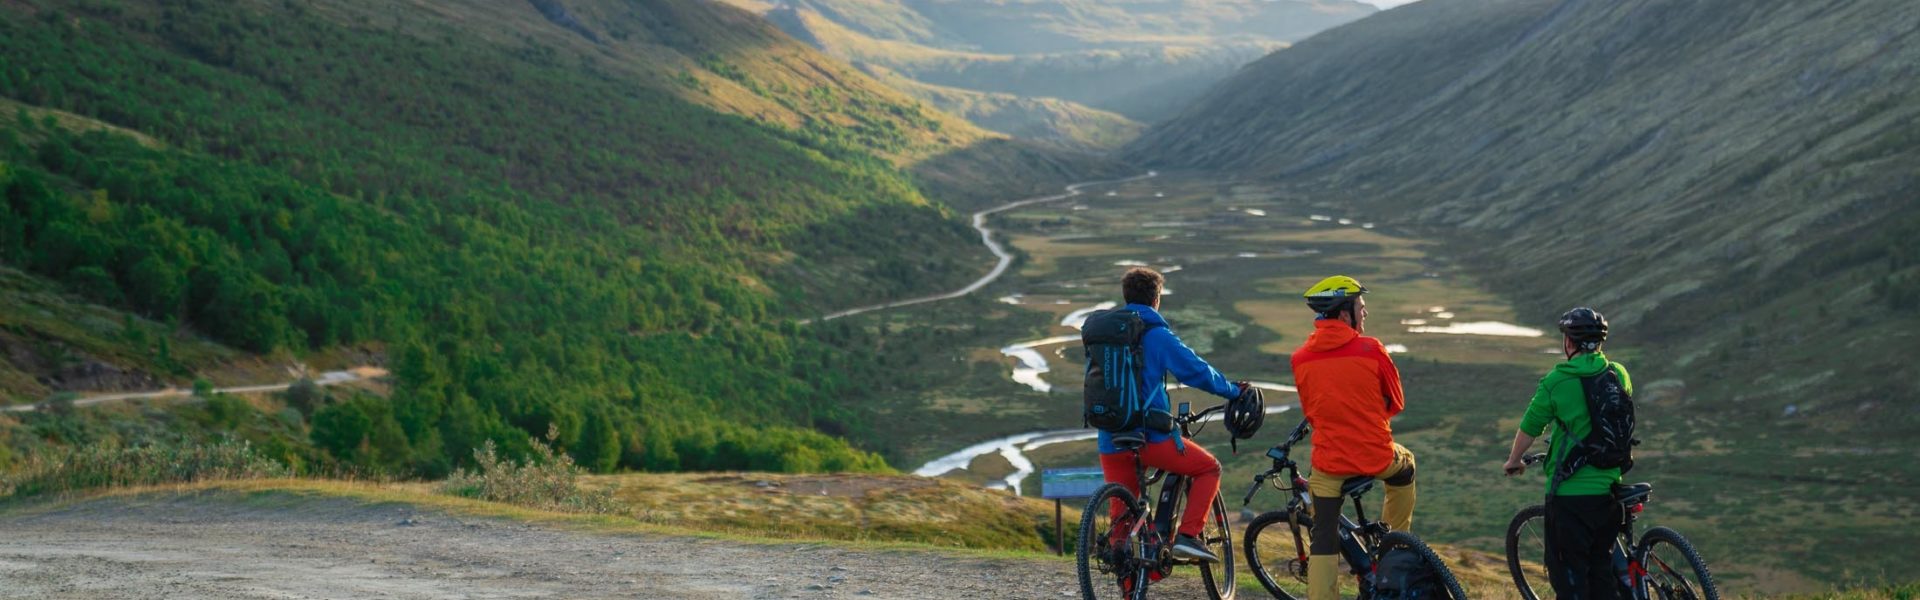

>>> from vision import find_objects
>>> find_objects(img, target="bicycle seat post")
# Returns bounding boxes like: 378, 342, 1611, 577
1351, 492, 1370, 529
1133, 449, 1146, 500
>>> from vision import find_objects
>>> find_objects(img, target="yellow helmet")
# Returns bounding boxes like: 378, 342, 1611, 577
1303, 275, 1367, 315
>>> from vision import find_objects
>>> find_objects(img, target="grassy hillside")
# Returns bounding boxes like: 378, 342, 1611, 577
725, 0, 1374, 140
798, 0, 1374, 55
1128, 0, 1920, 415
862, 65, 1144, 152
1125, 0, 1920, 588
0, 0, 1115, 477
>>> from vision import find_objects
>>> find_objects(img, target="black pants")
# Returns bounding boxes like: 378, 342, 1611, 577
1545, 495, 1624, 600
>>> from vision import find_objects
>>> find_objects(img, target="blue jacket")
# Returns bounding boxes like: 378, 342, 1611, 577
1096, 304, 1241, 454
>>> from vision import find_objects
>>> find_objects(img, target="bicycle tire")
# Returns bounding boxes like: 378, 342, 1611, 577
1375, 531, 1468, 600
1635, 527, 1718, 600
1080, 483, 1145, 600
1504, 504, 1548, 600
1242, 509, 1311, 600
1200, 495, 1237, 600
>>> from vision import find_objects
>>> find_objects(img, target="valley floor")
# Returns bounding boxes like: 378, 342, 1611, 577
0, 491, 1204, 600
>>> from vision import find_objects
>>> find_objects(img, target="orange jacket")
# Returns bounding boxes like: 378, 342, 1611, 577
1290, 320, 1405, 476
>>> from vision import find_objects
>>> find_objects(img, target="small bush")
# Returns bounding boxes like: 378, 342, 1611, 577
0, 440, 290, 498
204, 393, 250, 428
440, 426, 617, 514
283, 378, 323, 416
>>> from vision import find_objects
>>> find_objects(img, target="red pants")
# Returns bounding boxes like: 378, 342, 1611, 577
1098, 438, 1221, 537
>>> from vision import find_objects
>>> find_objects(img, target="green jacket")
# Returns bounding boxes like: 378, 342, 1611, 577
1519, 351, 1630, 496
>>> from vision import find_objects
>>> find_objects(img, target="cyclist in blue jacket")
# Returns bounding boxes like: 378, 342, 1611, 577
1096, 267, 1248, 563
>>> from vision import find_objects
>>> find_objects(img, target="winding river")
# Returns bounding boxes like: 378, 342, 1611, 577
887, 188, 1548, 494
926, 297, 1306, 494
912, 396, 1298, 495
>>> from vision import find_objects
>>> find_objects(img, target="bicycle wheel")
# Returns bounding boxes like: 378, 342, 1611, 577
1199, 495, 1237, 600
1242, 509, 1311, 600
1079, 483, 1145, 600
1375, 531, 1468, 600
1635, 527, 1718, 600
1504, 504, 1549, 600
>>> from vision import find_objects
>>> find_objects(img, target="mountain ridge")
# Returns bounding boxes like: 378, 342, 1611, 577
723, 0, 1376, 144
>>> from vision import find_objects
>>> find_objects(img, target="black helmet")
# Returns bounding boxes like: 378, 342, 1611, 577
1224, 384, 1265, 453
1558, 307, 1609, 350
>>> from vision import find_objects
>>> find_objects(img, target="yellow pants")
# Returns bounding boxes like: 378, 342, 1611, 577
1306, 443, 1416, 600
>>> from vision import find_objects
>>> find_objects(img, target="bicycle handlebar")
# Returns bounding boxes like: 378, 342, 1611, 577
1522, 452, 1547, 466
1180, 403, 1226, 424
1279, 420, 1310, 448
1242, 420, 1311, 506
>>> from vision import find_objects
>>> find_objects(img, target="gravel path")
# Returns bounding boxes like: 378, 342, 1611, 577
806, 172, 1156, 323
0, 367, 388, 413
0, 492, 1222, 599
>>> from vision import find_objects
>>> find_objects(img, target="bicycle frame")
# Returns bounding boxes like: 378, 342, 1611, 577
1616, 500, 1687, 600
1518, 452, 1704, 600
1111, 403, 1225, 580
1118, 464, 1189, 573
1243, 421, 1391, 586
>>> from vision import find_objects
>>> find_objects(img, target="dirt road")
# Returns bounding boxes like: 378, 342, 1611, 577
0, 492, 1220, 599
1, 367, 388, 413
809, 173, 1156, 322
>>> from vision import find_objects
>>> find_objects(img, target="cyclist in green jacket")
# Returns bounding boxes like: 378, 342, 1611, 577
1502, 308, 1629, 600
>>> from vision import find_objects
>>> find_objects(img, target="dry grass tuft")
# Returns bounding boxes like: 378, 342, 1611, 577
440, 426, 617, 514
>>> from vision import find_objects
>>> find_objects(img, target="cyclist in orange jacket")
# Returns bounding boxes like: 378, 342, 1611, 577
1290, 276, 1417, 600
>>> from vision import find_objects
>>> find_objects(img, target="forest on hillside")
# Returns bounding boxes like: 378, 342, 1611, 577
0, 0, 1030, 476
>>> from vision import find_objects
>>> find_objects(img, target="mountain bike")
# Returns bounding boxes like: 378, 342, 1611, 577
1505, 453, 1718, 600
1078, 401, 1238, 600
1239, 421, 1463, 599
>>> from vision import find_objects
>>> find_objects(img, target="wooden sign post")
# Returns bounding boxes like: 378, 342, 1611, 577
1040, 467, 1106, 556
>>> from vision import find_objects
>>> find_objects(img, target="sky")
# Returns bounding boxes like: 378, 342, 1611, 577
1356, 0, 1422, 8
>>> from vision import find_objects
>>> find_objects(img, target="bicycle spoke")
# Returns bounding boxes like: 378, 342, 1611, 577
1636, 528, 1716, 600
1647, 555, 1700, 600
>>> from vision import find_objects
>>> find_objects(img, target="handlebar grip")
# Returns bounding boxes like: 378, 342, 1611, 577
1241, 476, 1266, 506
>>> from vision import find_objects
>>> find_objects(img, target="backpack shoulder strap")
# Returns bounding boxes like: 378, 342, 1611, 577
1134, 320, 1164, 344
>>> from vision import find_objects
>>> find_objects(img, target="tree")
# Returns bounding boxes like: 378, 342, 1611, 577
572, 405, 621, 473
68, 265, 122, 305
284, 377, 323, 416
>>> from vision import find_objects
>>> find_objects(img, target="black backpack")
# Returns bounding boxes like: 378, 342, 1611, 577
1371, 546, 1445, 599
1556, 364, 1637, 483
1081, 309, 1166, 432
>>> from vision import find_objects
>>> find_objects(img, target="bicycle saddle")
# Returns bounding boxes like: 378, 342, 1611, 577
1341, 477, 1376, 497
1111, 430, 1148, 451
1613, 482, 1653, 505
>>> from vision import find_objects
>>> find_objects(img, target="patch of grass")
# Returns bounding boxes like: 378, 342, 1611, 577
605, 471, 1064, 552
0, 439, 288, 498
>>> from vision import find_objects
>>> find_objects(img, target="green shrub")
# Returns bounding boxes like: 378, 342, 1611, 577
203, 392, 249, 428
440, 426, 617, 514
283, 378, 322, 416
0, 440, 289, 498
